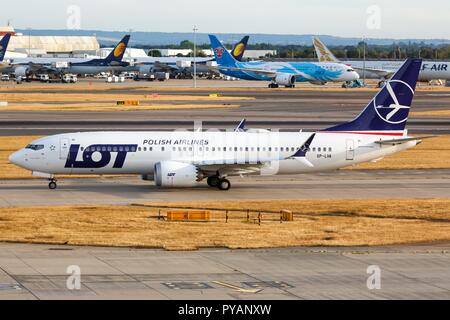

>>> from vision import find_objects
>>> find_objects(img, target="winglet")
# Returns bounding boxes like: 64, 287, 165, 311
291, 133, 316, 158
235, 119, 246, 132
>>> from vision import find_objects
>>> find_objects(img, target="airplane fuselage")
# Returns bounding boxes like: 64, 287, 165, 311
219, 61, 358, 83
9, 131, 415, 178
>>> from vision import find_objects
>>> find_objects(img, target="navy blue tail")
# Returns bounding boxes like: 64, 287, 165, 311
323, 58, 422, 133
231, 36, 249, 61
104, 35, 130, 63
0, 34, 11, 62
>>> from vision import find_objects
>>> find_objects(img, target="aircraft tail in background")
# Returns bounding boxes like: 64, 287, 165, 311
0, 33, 12, 62
312, 36, 339, 63
208, 35, 238, 67
104, 35, 131, 63
231, 36, 249, 61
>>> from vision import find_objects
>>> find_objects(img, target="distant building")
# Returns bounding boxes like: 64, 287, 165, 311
0, 26, 99, 56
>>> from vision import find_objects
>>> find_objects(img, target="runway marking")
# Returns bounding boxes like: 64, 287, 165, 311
212, 281, 262, 294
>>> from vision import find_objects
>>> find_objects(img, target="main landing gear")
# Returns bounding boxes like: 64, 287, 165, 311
48, 178, 57, 190
268, 83, 279, 88
207, 176, 231, 191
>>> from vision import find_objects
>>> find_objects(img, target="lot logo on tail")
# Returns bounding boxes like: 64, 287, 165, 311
214, 47, 225, 58
374, 80, 414, 124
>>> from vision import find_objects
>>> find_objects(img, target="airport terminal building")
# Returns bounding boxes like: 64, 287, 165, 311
0, 26, 99, 58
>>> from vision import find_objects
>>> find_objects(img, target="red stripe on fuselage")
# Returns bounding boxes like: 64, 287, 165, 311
320, 131, 404, 136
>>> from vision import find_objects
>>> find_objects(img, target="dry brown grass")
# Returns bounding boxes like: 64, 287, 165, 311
349, 135, 450, 170
0, 91, 248, 111
412, 110, 450, 117
0, 199, 449, 250
0, 103, 240, 112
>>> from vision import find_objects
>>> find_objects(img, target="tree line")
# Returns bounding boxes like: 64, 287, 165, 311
142, 40, 450, 60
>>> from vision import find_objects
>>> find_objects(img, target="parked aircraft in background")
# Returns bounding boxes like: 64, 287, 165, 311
9, 59, 432, 191
209, 35, 359, 88
313, 36, 450, 84
0, 34, 11, 69
134, 36, 250, 76
6, 35, 132, 80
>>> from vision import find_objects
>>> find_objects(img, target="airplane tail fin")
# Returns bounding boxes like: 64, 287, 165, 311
208, 35, 238, 67
323, 59, 422, 135
231, 36, 249, 61
312, 36, 339, 63
104, 35, 130, 63
0, 34, 12, 62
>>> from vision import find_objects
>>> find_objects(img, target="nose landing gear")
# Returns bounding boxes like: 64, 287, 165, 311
48, 178, 57, 190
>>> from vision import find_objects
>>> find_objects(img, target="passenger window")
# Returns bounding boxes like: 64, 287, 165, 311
318, 148, 321, 152
329, 147, 332, 152
161, 147, 165, 152
280, 147, 284, 152
143, 147, 147, 151
80, 147, 84, 151
138, 147, 142, 152
107, 147, 112, 152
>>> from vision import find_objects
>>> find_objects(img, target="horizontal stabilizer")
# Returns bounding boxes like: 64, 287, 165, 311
375, 135, 437, 145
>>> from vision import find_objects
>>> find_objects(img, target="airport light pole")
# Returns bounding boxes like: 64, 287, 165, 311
362, 37, 366, 85
193, 25, 198, 88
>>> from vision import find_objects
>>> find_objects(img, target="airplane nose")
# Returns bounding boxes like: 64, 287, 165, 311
9, 151, 24, 167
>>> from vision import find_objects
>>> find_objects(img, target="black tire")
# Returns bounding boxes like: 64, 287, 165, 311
48, 181, 57, 190
218, 179, 231, 191
207, 176, 220, 188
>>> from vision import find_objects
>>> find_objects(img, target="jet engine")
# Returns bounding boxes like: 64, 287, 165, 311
275, 74, 296, 87
14, 66, 31, 78
154, 161, 202, 187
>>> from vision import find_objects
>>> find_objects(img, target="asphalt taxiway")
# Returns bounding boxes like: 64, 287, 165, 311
1, 81, 450, 135
1, 169, 449, 207
1, 242, 449, 300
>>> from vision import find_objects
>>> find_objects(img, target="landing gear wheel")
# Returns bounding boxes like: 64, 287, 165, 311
207, 176, 220, 188
218, 179, 231, 191
268, 83, 279, 88
48, 179, 57, 190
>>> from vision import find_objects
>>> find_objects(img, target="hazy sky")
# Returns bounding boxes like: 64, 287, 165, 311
2, 0, 450, 38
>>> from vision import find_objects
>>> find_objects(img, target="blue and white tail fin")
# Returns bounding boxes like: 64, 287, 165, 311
0, 33, 11, 62
323, 58, 422, 136
104, 35, 130, 63
208, 35, 238, 67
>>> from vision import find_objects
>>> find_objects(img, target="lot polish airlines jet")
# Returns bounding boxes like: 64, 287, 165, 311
9, 59, 432, 191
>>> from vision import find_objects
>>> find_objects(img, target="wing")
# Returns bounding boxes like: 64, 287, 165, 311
189, 133, 317, 177
353, 66, 395, 79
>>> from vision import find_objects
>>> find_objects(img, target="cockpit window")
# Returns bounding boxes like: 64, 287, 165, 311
347, 69, 355, 72
26, 144, 44, 151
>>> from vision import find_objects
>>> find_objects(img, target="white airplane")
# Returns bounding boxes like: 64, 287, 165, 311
313, 36, 450, 84
9, 59, 433, 191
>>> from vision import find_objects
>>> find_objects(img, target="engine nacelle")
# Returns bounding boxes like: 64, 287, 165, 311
14, 66, 30, 78
154, 161, 201, 187
275, 74, 296, 86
